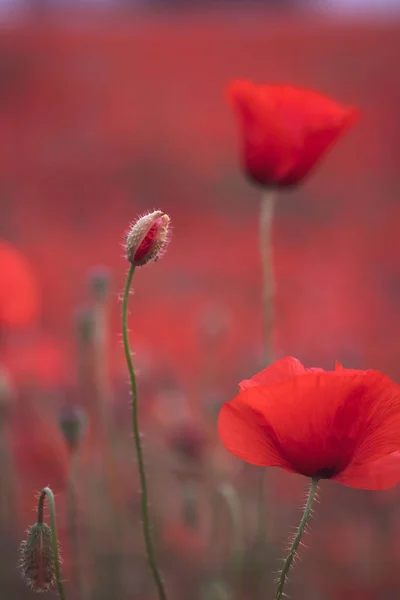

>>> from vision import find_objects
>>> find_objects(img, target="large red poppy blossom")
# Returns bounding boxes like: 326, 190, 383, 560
0, 241, 40, 327
218, 357, 400, 490
227, 80, 359, 187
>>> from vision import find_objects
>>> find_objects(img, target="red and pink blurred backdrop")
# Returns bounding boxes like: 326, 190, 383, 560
1, 8, 400, 600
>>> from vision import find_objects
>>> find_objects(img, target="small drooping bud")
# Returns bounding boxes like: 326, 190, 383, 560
59, 404, 87, 452
19, 522, 57, 592
88, 266, 111, 301
126, 210, 170, 267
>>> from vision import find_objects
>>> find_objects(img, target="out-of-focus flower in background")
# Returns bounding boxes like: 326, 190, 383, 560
227, 80, 359, 187
0, 241, 39, 328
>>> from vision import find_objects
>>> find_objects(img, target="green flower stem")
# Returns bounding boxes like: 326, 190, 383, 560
37, 487, 66, 600
122, 264, 168, 600
275, 478, 319, 600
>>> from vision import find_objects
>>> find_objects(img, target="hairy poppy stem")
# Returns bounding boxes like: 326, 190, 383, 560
275, 477, 319, 600
37, 487, 66, 600
122, 264, 168, 600
259, 190, 276, 365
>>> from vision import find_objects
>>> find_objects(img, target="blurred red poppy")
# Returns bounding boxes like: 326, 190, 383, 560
12, 407, 70, 494
0, 241, 40, 327
218, 357, 400, 490
227, 80, 359, 187
1, 333, 68, 386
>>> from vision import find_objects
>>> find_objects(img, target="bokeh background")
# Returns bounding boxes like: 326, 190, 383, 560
1, 1, 400, 599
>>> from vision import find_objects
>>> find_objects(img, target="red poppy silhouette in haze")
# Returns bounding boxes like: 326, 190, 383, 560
13, 402, 70, 495
218, 357, 400, 490
0, 241, 39, 327
227, 80, 359, 187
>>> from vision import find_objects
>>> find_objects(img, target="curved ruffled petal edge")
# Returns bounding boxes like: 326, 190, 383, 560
333, 452, 400, 490
239, 356, 322, 391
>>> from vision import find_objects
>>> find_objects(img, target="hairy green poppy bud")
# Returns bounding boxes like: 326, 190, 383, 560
19, 523, 58, 592
126, 210, 170, 267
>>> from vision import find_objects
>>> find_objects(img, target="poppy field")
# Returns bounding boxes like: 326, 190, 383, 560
1, 7, 400, 600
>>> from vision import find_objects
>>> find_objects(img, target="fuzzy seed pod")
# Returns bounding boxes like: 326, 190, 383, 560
19, 523, 58, 592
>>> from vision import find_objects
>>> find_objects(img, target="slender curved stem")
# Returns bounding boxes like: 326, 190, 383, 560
122, 264, 168, 600
37, 487, 66, 600
275, 478, 319, 600
259, 190, 276, 366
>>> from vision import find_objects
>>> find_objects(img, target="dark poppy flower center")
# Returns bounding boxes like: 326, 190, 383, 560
315, 466, 337, 479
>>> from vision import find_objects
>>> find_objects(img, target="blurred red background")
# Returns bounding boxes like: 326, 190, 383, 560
1, 8, 400, 600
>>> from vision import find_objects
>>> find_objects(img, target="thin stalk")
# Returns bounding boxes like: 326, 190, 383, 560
259, 190, 276, 365
37, 487, 66, 600
0, 425, 14, 526
67, 452, 87, 600
216, 483, 243, 594
256, 467, 267, 546
122, 264, 168, 600
275, 478, 319, 600
257, 190, 276, 591
93, 296, 113, 451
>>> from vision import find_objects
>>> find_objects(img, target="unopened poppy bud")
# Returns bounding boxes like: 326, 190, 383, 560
88, 266, 111, 301
19, 522, 57, 592
126, 210, 170, 267
59, 404, 87, 452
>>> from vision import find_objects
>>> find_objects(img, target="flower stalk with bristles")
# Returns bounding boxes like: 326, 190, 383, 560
122, 210, 170, 600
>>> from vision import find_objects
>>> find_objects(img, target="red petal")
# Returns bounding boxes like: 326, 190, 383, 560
264, 85, 357, 132
227, 80, 299, 185
334, 452, 400, 490
219, 371, 400, 484
227, 80, 359, 187
239, 356, 318, 390
279, 107, 360, 185
218, 398, 292, 469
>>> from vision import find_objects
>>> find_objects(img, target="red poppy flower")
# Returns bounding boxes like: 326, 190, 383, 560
218, 357, 400, 490
227, 80, 359, 187
0, 241, 40, 327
